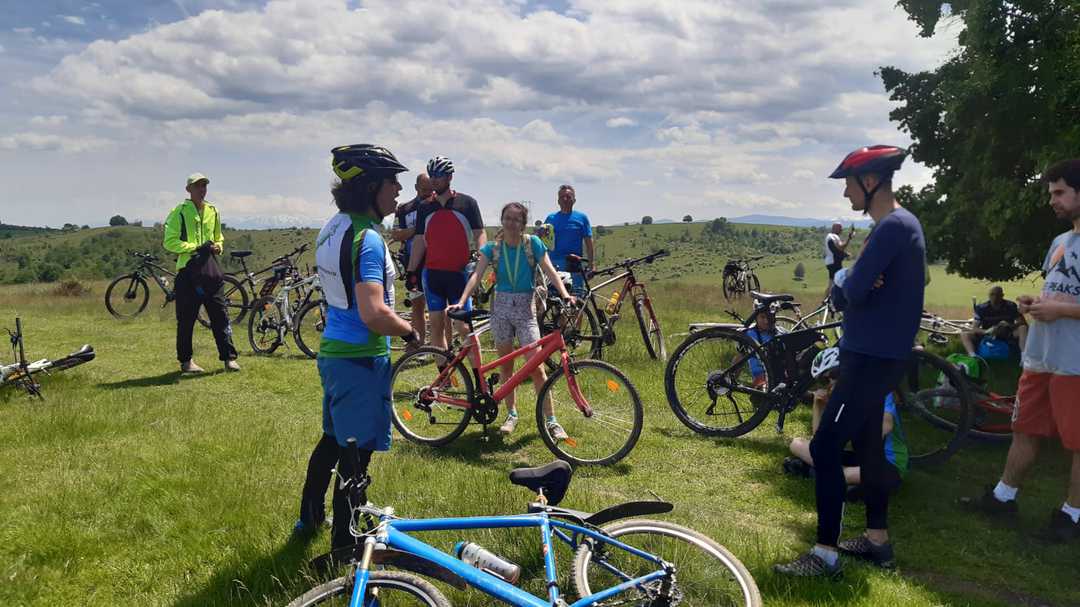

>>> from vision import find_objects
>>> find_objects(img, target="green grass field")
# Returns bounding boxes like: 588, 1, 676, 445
2, 243, 1077, 606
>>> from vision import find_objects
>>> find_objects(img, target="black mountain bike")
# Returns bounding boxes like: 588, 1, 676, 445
721, 256, 764, 300
539, 250, 669, 364
664, 292, 973, 467
105, 251, 245, 328
219, 243, 311, 324
2, 317, 95, 399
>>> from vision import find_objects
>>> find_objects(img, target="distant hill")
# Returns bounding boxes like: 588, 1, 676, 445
0, 222, 61, 239
729, 214, 874, 228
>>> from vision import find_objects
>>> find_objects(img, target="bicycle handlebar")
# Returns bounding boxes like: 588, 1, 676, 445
592, 249, 669, 276
271, 243, 310, 265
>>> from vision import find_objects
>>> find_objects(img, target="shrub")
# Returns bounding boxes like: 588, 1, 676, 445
53, 280, 91, 297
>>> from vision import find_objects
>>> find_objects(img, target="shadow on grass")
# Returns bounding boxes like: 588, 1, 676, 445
97, 369, 219, 390
172, 533, 315, 607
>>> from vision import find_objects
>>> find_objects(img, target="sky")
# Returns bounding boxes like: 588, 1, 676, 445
0, 0, 958, 229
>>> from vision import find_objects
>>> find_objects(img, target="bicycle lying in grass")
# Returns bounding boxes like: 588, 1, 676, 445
665, 292, 973, 466
287, 439, 762, 606
2, 317, 95, 399
105, 251, 246, 327
390, 303, 643, 466
539, 250, 669, 363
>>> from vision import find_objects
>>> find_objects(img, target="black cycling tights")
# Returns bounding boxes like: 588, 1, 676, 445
809, 351, 907, 547
298, 433, 372, 550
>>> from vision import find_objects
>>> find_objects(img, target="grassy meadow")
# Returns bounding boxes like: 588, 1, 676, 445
1, 225, 1076, 607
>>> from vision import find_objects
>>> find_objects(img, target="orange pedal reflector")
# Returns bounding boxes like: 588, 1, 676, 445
606, 380, 619, 392
402, 409, 413, 421
564, 437, 578, 448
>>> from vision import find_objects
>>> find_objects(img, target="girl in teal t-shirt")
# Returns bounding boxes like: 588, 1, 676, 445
451, 202, 575, 438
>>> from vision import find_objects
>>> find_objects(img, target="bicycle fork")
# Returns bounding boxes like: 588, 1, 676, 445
349, 537, 378, 607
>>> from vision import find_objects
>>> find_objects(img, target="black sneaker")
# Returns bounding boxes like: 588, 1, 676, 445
1035, 509, 1080, 543
782, 456, 814, 479
960, 485, 1019, 524
838, 535, 895, 569
773, 551, 842, 579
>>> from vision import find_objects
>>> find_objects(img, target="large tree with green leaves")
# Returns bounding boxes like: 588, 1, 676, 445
882, 0, 1080, 280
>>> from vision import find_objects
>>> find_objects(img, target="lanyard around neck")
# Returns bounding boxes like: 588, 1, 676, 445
503, 240, 523, 287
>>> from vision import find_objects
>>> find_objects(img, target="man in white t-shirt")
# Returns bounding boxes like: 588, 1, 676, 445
823, 222, 855, 296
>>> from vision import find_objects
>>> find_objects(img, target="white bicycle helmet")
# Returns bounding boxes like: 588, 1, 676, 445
427, 156, 455, 177
810, 347, 841, 379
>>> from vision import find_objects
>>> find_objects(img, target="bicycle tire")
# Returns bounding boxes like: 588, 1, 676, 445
572, 519, 762, 607
294, 298, 327, 359
195, 275, 248, 329
664, 328, 773, 437
105, 274, 150, 319
390, 346, 474, 446
287, 570, 451, 607
247, 296, 283, 354
722, 273, 738, 300
748, 272, 761, 293
633, 294, 666, 361
773, 314, 801, 334
540, 302, 602, 370
894, 348, 973, 467
535, 359, 643, 466
919, 315, 965, 336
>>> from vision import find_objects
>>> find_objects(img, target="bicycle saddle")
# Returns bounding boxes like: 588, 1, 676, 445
230, 250, 253, 258
446, 308, 491, 324
509, 461, 572, 506
70, 344, 94, 358
750, 291, 795, 305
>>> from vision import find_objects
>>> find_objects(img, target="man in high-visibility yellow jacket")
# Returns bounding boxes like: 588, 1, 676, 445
163, 172, 239, 373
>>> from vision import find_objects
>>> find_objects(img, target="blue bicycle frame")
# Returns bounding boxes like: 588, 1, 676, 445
347, 510, 672, 607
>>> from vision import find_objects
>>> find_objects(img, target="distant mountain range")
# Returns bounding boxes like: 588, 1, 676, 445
728, 214, 874, 228
227, 214, 325, 230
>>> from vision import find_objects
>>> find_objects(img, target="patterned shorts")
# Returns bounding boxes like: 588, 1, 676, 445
491, 291, 541, 348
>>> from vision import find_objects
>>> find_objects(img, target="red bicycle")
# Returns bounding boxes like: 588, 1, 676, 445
389, 304, 644, 466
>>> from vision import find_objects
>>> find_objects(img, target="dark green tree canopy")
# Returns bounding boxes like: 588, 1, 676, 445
883, 0, 1080, 280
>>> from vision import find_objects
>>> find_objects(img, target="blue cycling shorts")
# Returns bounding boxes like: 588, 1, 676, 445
422, 268, 473, 313
318, 355, 393, 451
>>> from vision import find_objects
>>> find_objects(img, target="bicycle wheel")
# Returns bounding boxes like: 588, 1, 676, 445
967, 386, 1013, 442
390, 346, 474, 446
203, 275, 251, 328
633, 294, 666, 361
773, 314, 801, 334
287, 571, 451, 607
294, 299, 327, 359
664, 328, 772, 437
248, 296, 283, 354
920, 315, 965, 336
572, 519, 762, 607
105, 274, 149, 319
539, 302, 602, 369
894, 348, 973, 467
748, 272, 761, 293
536, 359, 643, 466
722, 273, 738, 300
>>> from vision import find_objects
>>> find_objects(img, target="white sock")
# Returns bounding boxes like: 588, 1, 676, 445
1062, 502, 1080, 524
812, 545, 838, 566
992, 481, 1018, 503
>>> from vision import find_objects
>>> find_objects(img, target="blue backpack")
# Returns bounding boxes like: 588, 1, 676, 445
976, 336, 1011, 361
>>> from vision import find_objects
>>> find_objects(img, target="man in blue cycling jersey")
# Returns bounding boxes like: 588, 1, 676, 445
775, 146, 925, 578
294, 144, 417, 553
545, 184, 595, 294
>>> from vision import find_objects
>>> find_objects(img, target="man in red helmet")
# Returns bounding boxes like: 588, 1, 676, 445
775, 146, 926, 577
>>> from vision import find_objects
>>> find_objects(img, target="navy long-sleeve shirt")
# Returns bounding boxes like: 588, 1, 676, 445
831, 207, 926, 360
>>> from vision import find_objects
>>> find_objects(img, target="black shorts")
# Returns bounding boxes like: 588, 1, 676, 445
827, 263, 843, 279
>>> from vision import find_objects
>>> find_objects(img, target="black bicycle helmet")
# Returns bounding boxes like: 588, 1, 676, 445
426, 156, 455, 177
331, 144, 408, 182
829, 145, 907, 207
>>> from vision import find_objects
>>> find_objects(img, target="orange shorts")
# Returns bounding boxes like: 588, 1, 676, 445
1012, 371, 1080, 451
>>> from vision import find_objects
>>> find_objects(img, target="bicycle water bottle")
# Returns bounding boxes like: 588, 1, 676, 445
606, 291, 621, 314
453, 541, 521, 585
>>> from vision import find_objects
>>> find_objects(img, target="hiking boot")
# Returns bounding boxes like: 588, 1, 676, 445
499, 413, 519, 435
782, 456, 814, 479
838, 535, 895, 569
773, 551, 842, 579
1035, 509, 1080, 544
224, 359, 241, 372
547, 421, 569, 441
960, 485, 1019, 524
181, 360, 205, 374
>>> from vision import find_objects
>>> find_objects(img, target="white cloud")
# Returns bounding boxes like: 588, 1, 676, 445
606, 117, 637, 128
29, 115, 68, 127
60, 15, 86, 26
13, 27, 35, 34
0, 132, 112, 153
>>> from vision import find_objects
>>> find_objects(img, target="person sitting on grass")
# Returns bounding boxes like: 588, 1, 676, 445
744, 309, 776, 388
961, 285, 1028, 357
448, 202, 576, 439
784, 347, 909, 505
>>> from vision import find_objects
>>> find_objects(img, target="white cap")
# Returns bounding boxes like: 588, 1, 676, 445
186, 172, 210, 187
